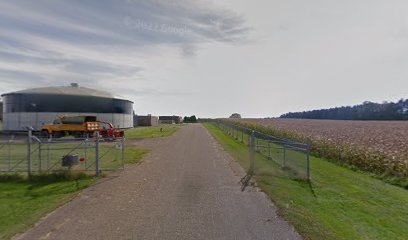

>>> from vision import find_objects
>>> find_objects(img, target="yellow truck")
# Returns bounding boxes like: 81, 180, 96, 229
41, 116, 100, 138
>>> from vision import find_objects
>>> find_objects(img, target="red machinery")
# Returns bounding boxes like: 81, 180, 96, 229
98, 121, 124, 138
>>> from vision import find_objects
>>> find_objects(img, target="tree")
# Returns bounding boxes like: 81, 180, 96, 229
183, 115, 198, 123
229, 113, 242, 119
280, 99, 408, 120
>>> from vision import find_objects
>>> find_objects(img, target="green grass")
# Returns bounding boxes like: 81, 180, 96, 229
0, 145, 146, 239
0, 173, 94, 239
203, 123, 408, 240
125, 125, 181, 139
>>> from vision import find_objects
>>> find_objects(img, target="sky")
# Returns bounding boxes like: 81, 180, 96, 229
0, 0, 407, 118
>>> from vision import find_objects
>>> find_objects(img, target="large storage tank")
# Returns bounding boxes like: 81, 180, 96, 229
1, 83, 133, 131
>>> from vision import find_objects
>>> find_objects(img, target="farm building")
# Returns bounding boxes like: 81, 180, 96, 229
159, 116, 183, 124
1, 83, 133, 131
137, 115, 159, 126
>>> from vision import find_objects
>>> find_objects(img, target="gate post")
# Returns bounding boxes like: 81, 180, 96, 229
282, 144, 286, 168
249, 130, 255, 175
121, 137, 125, 170
95, 132, 100, 176
38, 142, 42, 172
27, 129, 32, 177
307, 144, 311, 181
8, 135, 13, 171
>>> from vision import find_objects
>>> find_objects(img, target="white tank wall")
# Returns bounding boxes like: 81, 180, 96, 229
2, 112, 133, 131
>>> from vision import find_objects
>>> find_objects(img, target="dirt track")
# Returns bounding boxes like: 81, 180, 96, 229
15, 124, 300, 240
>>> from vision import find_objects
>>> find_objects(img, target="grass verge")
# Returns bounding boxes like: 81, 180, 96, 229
203, 123, 408, 240
0, 145, 146, 239
125, 125, 181, 139
0, 173, 94, 239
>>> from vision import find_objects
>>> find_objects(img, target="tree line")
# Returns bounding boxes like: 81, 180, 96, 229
183, 115, 198, 123
280, 99, 408, 120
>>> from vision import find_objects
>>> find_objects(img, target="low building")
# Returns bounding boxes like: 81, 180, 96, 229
159, 119, 175, 124
133, 114, 138, 127
137, 115, 159, 126
159, 116, 183, 124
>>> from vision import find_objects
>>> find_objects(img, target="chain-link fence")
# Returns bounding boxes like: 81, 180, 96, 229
213, 121, 310, 182
0, 130, 125, 176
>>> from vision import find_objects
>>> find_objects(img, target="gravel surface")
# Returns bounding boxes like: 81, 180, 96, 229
15, 124, 300, 240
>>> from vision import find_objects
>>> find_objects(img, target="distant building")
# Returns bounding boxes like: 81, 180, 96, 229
133, 112, 138, 127
1, 83, 133, 131
159, 116, 183, 124
159, 119, 175, 124
137, 115, 159, 126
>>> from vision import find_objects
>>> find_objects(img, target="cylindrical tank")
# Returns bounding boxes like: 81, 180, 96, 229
1, 83, 133, 131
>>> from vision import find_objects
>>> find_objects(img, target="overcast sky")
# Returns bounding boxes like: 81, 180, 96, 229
0, 0, 407, 118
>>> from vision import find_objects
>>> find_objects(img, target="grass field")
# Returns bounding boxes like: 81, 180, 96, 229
125, 125, 181, 139
0, 145, 146, 239
204, 123, 408, 240
0, 174, 94, 240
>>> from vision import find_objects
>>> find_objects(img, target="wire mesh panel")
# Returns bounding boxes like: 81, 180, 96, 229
98, 138, 125, 171
37, 138, 96, 172
213, 121, 310, 181
0, 139, 28, 172
0, 133, 125, 175
284, 145, 309, 179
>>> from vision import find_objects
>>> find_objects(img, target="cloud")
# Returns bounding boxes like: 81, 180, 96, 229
0, 0, 250, 97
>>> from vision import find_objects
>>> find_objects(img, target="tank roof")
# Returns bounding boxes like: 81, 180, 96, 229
1, 84, 131, 101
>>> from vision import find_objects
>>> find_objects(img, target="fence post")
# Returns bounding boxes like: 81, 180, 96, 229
27, 129, 32, 177
249, 130, 255, 174
95, 132, 100, 176
241, 128, 244, 143
282, 144, 286, 168
8, 136, 12, 171
38, 142, 42, 172
47, 138, 51, 170
307, 144, 311, 181
121, 137, 125, 170
84, 139, 88, 170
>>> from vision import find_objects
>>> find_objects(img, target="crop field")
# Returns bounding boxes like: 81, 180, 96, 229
226, 118, 408, 182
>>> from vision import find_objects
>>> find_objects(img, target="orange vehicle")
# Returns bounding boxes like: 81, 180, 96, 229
41, 116, 99, 138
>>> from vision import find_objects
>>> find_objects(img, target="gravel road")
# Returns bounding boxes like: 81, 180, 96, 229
15, 124, 301, 240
